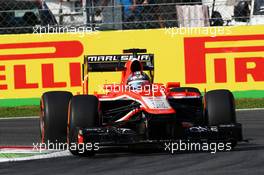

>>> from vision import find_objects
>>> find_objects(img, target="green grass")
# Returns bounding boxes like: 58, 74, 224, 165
0, 106, 39, 118
235, 98, 264, 109
0, 98, 40, 107
0, 98, 263, 118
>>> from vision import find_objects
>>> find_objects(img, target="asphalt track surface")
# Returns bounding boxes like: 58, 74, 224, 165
0, 110, 264, 175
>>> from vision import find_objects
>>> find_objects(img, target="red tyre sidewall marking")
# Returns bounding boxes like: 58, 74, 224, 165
40, 98, 45, 144
67, 101, 72, 144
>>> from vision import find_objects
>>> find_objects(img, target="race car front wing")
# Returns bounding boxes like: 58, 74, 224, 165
77, 123, 243, 146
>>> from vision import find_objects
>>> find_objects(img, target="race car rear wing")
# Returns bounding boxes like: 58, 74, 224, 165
82, 49, 154, 94
83, 53, 154, 72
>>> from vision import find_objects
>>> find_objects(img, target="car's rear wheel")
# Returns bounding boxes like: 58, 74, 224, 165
68, 95, 100, 156
40, 91, 72, 145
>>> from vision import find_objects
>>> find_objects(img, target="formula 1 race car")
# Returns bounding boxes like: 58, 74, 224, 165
40, 49, 243, 156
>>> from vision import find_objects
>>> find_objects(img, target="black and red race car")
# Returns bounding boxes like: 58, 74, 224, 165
40, 49, 243, 155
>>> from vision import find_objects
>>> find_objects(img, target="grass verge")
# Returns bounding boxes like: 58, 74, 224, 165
235, 98, 264, 109
0, 98, 263, 118
0, 106, 39, 118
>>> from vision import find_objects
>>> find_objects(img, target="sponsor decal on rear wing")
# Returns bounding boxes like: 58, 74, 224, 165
84, 54, 154, 72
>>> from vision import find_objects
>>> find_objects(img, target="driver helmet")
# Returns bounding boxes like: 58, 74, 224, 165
127, 71, 150, 90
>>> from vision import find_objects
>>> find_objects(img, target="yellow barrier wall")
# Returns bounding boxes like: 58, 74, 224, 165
0, 25, 263, 103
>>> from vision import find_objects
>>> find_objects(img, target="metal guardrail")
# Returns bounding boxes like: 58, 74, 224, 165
0, 0, 263, 34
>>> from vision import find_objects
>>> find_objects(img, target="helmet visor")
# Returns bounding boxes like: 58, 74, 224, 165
127, 80, 150, 90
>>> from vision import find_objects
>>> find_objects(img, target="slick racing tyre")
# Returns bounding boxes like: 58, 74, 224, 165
204, 89, 239, 147
68, 95, 100, 156
204, 89, 236, 126
40, 91, 72, 145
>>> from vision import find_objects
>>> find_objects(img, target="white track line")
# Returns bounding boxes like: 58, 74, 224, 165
236, 108, 264, 111
0, 116, 38, 120
0, 150, 71, 163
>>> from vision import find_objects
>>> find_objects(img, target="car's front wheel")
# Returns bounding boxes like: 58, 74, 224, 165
204, 89, 240, 147
68, 95, 100, 156
204, 89, 236, 126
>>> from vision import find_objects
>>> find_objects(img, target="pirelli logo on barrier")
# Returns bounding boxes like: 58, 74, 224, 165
184, 35, 264, 84
0, 41, 84, 91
